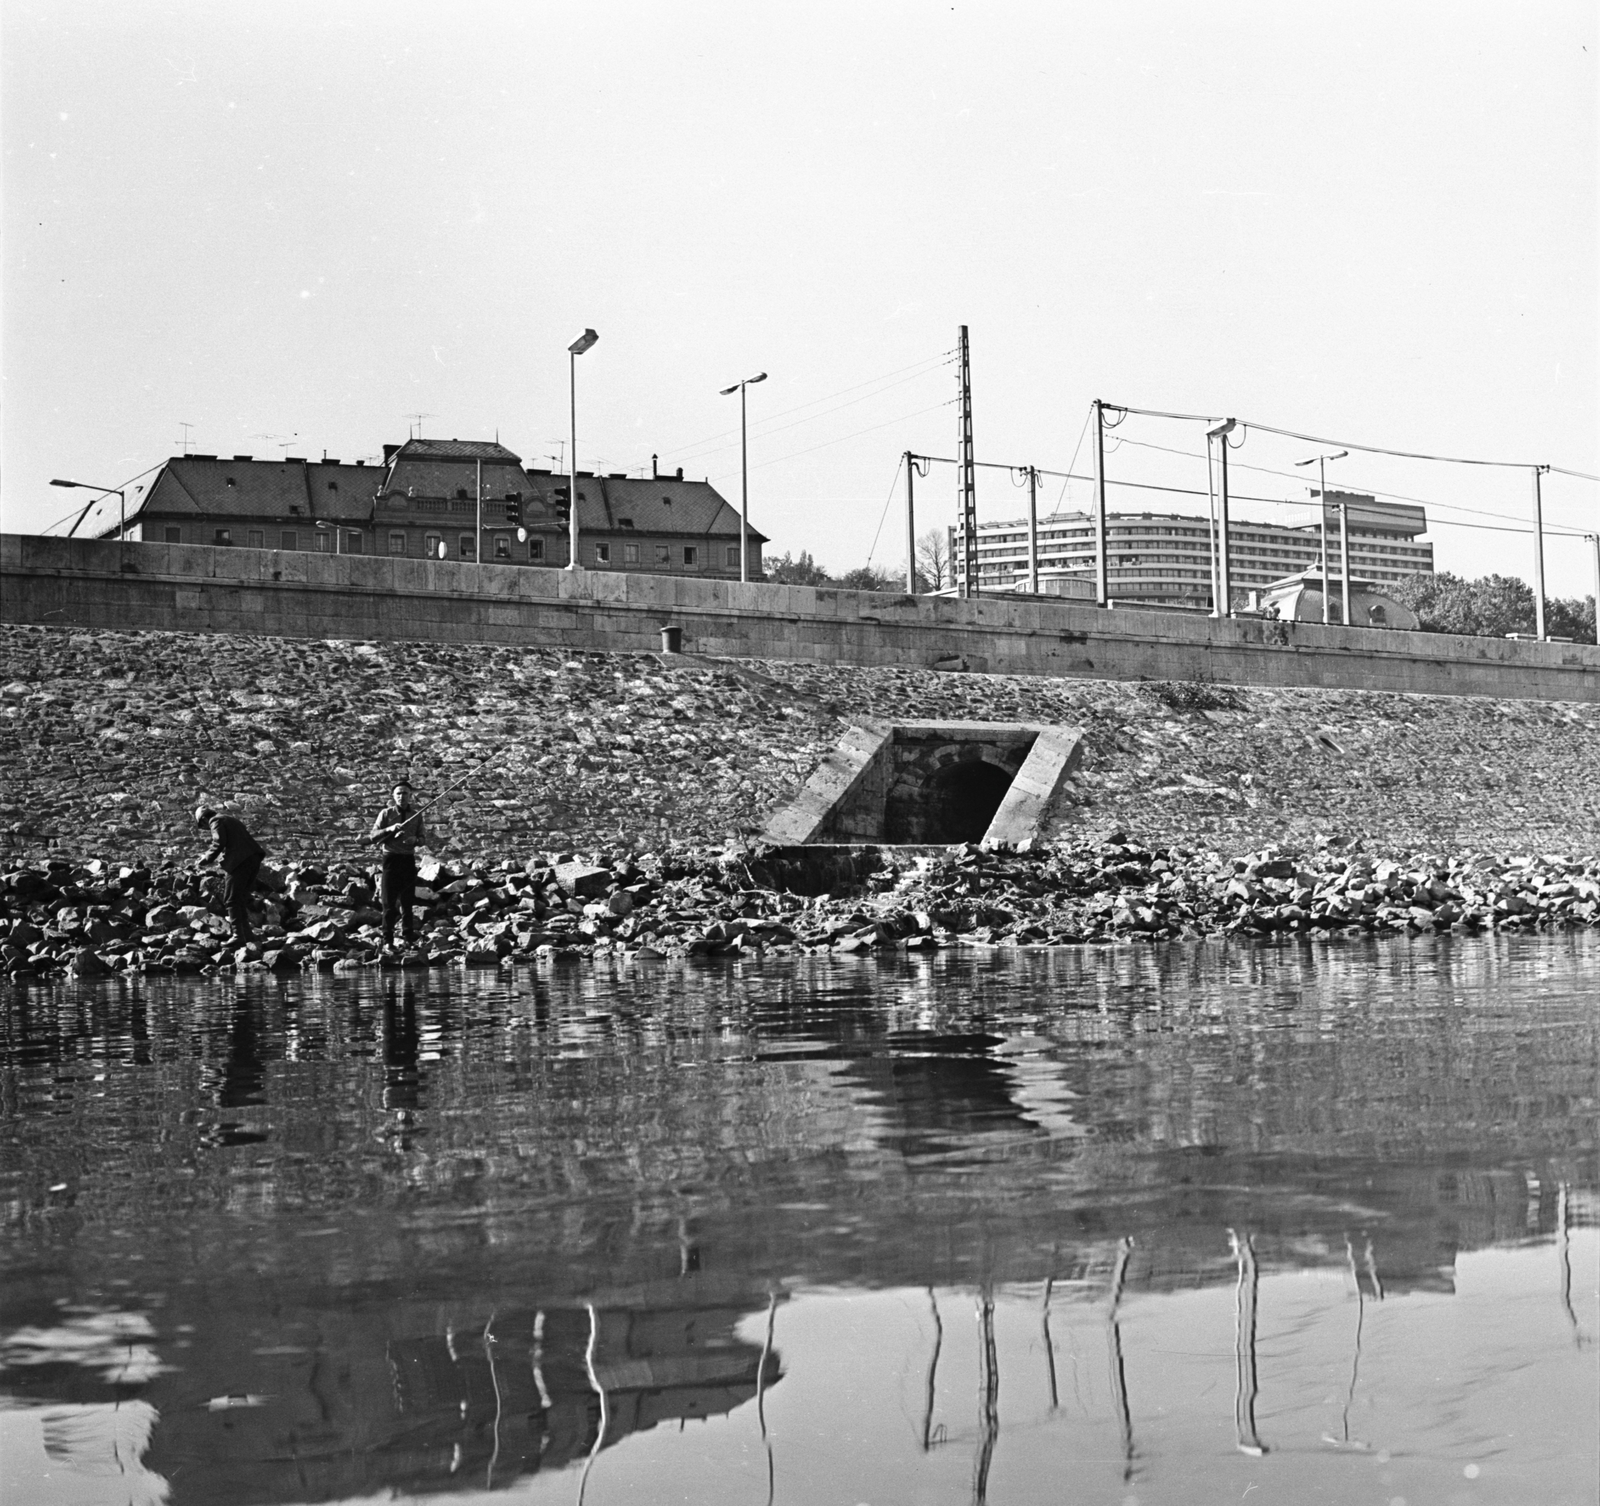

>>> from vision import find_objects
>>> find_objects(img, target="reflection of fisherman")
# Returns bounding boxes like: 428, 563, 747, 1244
196, 806, 265, 944
368, 781, 427, 949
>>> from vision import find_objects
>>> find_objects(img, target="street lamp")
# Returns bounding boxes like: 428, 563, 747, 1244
1295, 450, 1348, 624
719, 371, 766, 583
1205, 420, 1237, 616
566, 329, 599, 571
52, 478, 126, 543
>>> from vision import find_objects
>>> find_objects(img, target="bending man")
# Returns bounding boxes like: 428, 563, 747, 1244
196, 805, 266, 945
369, 780, 428, 950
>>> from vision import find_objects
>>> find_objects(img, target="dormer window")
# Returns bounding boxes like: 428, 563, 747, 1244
327, 481, 338, 492
289, 505, 303, 516
661, 497, 672, 507
225, 477, 236, 488
456, 488, 469, 500
618, 517, 634, 528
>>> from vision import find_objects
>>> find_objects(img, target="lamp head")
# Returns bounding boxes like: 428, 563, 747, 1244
748, 372, 767, 384
568, 329, 599, 355
1206, 418, 1237, 439
50, 478, 79, 489
719, 384, 739, 396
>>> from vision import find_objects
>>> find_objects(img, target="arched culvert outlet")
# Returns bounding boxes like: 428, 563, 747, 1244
891, 757, 1015, 844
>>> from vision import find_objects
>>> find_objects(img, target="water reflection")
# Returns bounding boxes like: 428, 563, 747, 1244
0, 933, 1595, 1503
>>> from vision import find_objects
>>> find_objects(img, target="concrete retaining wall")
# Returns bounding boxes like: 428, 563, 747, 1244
4, 533, 1597, 702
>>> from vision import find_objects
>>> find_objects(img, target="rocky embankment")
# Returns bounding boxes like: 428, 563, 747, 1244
4, 836, 1598, 981
5, 624, 1600, 866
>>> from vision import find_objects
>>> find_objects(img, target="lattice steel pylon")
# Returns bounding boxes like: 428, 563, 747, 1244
957, 325, 978, 597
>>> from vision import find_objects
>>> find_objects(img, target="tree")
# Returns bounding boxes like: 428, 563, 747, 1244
1392, 571, 1596, 641
837, 564, 901, 592
915, 528, 952, 591
765, 550, 832, 585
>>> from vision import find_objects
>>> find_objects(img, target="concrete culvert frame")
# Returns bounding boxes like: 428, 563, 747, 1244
764, 720, 1084, 850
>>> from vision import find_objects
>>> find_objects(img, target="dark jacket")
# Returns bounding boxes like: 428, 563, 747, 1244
207, 815, 264, 873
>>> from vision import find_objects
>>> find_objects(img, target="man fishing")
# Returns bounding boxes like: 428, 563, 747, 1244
369, 780, 428, 950
195, 805, 266, 945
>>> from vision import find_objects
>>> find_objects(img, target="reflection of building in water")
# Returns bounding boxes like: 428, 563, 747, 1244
98, 1276, 781, 1503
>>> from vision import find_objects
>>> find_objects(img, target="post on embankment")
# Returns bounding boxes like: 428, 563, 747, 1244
1093, 401, 1109, 607
904, 450, 916, 594
957, 326, 977, 598
1208, 419, 1238, 617
1027, 465, 1039, 595
1532, 465, 1548, 641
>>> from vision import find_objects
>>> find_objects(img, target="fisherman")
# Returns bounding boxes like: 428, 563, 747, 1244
195, 805, 266, 945
369, 780, 427, 950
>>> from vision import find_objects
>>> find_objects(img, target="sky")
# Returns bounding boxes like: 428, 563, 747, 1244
3, 0, 1596, 593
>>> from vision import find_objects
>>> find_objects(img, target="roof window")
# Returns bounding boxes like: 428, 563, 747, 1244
456, 488, 469, 500
225, 477, 236, 487
618, 517, 634, 528
327, 481, 338, 492
662, 497, 673, 507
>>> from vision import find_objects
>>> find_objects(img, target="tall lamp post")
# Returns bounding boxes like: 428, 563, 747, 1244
566, 328, 599, 570
1294, 450, 1348, 623
1205, 420, 1237, 616
52, 478, 126, 546
719, 371, 766, 583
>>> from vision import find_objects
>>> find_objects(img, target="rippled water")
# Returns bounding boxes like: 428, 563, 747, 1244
1, 935, 1595, 1505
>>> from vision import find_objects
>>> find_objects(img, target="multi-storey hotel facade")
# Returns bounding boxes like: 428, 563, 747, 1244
953, 491, 1432, 609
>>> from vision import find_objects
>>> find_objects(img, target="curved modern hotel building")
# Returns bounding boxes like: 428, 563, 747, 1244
953, 491, 1433, 609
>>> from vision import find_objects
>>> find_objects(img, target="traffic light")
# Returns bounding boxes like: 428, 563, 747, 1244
551, 486, 571, 522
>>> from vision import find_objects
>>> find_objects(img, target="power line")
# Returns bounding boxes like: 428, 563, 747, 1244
658, 350, 956, 464
668, 355, 956, 470
715, 398, 956, 481
1103, 401, 1597, 478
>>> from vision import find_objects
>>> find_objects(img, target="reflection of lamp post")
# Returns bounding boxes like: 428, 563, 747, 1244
314, 519, 341, 555
719, 371, 766, 583
52, 478, 126, 547
567, 329, 599, 571
1295, 450, 1348, 624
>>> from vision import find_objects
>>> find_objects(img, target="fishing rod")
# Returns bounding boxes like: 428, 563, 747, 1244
368, 757, 495, 842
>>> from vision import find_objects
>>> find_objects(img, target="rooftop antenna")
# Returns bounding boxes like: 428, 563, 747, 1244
253, 432, 297, 457
175, 421, 195, 454
404, 412, 436, 440
548, 439, 565, 471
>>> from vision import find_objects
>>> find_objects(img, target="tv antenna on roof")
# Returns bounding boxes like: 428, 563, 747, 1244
253, 432, 298, 456
404, 412, 436, 439
548, 439, 565, 470
175, 421, 195, 454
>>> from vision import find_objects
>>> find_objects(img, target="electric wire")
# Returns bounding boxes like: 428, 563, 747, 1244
864, 454, 905, 566
657, 350, 956, 466
669, 357, 957, 470
1104, 433, 1595, 533
1103, 402, 1597, 477
714, 398, 956, 482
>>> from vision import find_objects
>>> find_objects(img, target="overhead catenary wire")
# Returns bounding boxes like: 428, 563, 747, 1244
656, 350, 957, 467
713, 398, 957, 483
1102, 403, 1597, 478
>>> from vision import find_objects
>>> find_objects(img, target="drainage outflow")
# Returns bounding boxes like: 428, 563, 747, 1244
763, 719, 1083, 851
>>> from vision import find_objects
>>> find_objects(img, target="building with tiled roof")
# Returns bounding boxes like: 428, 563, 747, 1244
75, 437, 766, 579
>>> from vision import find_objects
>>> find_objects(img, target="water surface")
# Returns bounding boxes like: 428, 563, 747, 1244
2, 935, 1596, 1504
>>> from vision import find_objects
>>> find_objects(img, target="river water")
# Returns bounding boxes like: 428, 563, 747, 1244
1, 935, 1595, 1506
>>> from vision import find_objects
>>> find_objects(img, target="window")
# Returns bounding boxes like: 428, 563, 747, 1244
425, 532, 442, 559
493, 534, 510, 559
214, 529, 232, 546
164, 526, 182, 543
459, 534, 475, 560
225, 477, 236, 488
593, 542, 611, 565
456, 488, 469, 500
623, 542, 639, 564
528, 537, 544, 561
683, 545, 698, 566
654, 544, 669, 565
725, 545, 739, 568
248, 530, 264, 549
281, 531, 297, 551
327, 482, 338, 493
388, 532, 407, 556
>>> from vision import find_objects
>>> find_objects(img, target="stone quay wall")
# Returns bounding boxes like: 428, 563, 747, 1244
5, 533, 1598, 702
4, 622, 1600, 871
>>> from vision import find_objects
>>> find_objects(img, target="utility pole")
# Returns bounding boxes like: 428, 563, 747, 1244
1092, 401, 1109, 607
1208, 419, 1238, 617
1027, 466, 1039, 594
1589, 534, 1600, 646
1532, 466, 1548, 640
904, 450, 917, 594
1340, 499, 1352, 627
957, 326, 977, 598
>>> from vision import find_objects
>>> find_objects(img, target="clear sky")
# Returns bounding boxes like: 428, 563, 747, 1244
4, 1, 1595, 593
